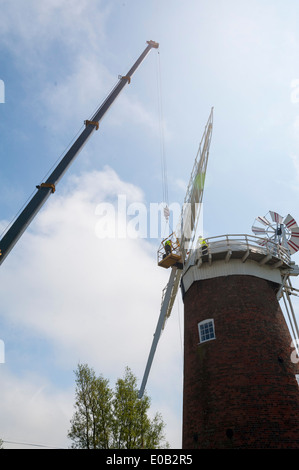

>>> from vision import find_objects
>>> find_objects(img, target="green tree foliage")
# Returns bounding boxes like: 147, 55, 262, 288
68, 364, 169, 449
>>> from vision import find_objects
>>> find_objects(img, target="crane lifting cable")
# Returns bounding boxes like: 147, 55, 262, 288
156, 50, 169, 225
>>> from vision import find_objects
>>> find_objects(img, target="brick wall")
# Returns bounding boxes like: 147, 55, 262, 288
182, 274, 299, 449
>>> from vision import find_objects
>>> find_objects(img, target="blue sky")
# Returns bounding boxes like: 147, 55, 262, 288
0, 0, 299, 449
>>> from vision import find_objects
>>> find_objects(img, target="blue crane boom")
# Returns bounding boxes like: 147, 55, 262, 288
0, 40, 159, 265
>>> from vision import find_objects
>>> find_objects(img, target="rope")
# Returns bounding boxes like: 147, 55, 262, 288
156, 50, 169, 223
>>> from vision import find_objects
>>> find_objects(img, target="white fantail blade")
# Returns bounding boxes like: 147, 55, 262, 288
288, 240, 299, 254
283, 214, 299, 230
252, 225, 267, 234
288, 228, 299, 254
256, 238, 267, 247
269, 211, 283, 224
257, 215, 271, 226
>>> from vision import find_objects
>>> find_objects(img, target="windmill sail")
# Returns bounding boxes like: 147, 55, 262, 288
138, 108, 214, 398
138, 266, 178, 399
178, 108, 213, 261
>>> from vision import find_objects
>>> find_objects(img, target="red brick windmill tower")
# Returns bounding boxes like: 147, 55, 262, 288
138, 109, 299, 449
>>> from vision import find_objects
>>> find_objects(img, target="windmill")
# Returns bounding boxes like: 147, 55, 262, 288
138, 107, 214, 398
137, 106, 299, 447
252, 210, 299, 351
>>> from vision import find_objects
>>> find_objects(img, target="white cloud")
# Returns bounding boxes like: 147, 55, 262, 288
0, 368, 73, 449
0, 0, 109, 60
291, 155, 299, 188
291, 153, 299, 170
0, 166, 183, 448
1, 167, 161, 365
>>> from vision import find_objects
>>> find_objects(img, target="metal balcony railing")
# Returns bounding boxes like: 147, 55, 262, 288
185, 234, 291, 268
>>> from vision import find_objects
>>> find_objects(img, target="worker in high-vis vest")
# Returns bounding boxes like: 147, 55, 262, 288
164, 239, 172, 256
198, 236, 208, 254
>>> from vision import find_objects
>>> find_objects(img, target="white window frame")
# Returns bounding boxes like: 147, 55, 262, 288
198, 319, 216, 344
